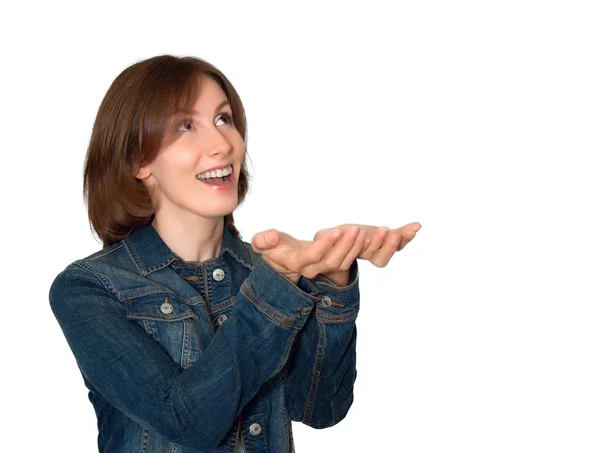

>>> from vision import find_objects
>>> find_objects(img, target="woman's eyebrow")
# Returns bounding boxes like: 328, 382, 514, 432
175, 100, 231, 116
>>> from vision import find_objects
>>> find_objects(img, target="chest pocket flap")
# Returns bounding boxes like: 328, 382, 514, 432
125, 293, 198, 322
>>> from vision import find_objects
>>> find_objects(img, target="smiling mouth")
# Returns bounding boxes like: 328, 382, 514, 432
197, 174, 231, 185
195, 167, 233, 186
195, 164, 233, 182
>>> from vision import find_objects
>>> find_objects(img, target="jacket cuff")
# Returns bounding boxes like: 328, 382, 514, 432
242, 256, 317, 330
299, 259, 360, 320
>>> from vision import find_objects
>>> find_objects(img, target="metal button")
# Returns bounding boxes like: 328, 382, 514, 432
212, 268, 225, 281
300, 307, 312, 316
160, 302, 174, 314
249, 423, 262, 436
217, 314, 228, 325
320, 296, 332, 308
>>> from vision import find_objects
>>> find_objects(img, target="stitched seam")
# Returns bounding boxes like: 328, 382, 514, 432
267, 333, 297, 381
181, 318, 190, 367
229, 417, 242, 453
139, 426, 149, 453
222, 245, 254, 270
316, 308, 359, 323
145, 256, 177, 274
121, 288, 175, 300
121, 289, 204, 306
240, 241, 254, 267
126, 312, 198, 322
259, 406, 269, 453
142, 319, 157, 341
281, 371, 290, 441
303, 319, 326, 426
71, 262, 118, 295
211, 296, 235, 313
240, 421, 250, 453
86, 242, 124, 260
240, 283, 296, 328
202, 264, 215, 330
124, 238, 148, 275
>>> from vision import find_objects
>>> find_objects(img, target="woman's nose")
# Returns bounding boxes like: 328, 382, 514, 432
204, 129, 232, 156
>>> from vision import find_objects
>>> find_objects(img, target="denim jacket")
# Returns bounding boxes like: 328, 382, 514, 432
49, 221, 360, 453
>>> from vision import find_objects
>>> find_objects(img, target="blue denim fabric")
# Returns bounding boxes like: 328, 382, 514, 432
49, 221, 360, 452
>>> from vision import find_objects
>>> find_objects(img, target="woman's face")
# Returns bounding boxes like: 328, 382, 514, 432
136, 76, 245, 222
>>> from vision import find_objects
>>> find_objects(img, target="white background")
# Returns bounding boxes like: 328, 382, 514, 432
2, 1, 599, 451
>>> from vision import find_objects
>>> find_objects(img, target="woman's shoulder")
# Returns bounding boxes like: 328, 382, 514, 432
49, 239, 137, 302
58, 239, 130, 277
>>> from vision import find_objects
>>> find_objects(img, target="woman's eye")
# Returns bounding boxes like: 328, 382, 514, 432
176, 120, 194, 132
216, 113, 233, 127
176, 113, 233, 132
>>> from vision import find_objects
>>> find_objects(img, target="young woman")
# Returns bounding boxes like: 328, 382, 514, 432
49, 55, 421, 453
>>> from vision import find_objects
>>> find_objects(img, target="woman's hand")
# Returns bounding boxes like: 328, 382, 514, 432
314, 222, 422, 268
251, 228, 367, 284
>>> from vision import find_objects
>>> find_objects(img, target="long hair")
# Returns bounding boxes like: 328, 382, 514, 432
83, 55, 251, 247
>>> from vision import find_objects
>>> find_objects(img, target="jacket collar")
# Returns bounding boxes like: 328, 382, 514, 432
124, 221, 253, 276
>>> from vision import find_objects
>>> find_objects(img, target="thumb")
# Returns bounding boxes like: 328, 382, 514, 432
251, 229, 280, 253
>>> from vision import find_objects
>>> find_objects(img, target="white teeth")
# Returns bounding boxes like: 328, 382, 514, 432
196, 165, 233, 180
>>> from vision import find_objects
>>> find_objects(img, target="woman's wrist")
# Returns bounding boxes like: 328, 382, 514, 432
262, 255, 301, 285
319, 269, 350, 287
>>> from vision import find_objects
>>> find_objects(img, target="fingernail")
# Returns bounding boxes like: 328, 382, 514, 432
390, 235, 401, 246
268, 230, 276, 242
349, 227, 359, 237
331, 230, 342, 240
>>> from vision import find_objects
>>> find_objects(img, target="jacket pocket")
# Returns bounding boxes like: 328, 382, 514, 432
125, 292, 198, 322
125, 292, 201, 368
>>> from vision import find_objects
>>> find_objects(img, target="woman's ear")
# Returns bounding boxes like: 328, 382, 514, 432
135, 164, 151, 180
131, 155, 151, 180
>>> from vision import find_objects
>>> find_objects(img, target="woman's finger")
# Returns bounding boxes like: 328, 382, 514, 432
369, 233, 402, 268
395, 230, 417, 251
404, 222, 422, 233
294, 228, 342, 268
251, 229, 280, 254
393, 223, 421, 251
360, 226, 389, 259
361, 237, 371, 254
303, 228, 366, 277
339, 230, 367, 269
320, 226, 362, 269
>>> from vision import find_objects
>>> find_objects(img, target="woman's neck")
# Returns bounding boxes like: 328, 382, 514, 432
151, 214, 224, 263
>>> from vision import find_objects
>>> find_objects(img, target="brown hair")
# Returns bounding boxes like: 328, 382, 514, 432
83, 55, 251, 247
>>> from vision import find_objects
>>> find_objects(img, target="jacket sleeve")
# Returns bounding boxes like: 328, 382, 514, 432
49, 256, 316, 450
283, 259, 360, 428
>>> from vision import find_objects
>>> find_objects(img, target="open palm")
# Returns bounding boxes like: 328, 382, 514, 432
313, 222, 422, 268
251, 228, 366, 282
